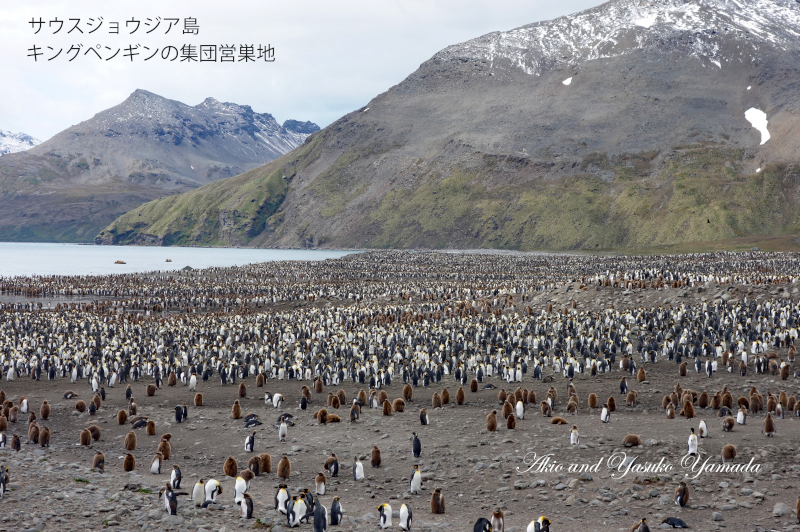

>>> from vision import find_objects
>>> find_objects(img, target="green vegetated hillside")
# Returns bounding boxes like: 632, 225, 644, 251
99, 139, 800, 250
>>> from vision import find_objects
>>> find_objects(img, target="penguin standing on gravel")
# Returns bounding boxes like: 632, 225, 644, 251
240, 493, 254, 519
410, 464, 422, 494
698, 419, 708, 438
170, 465, 182, 489
159, 483, 179, 515
570, 425, 580, 445
353, 456, 365, 480
275, 484, 290, 514
192, 479, 205, 507
412, 432, 422, 458
330, 496, 343, 525
279, 418, 288, 443
245, 431, 256, 452
687, 428, 698, 456
313, 499, 327, 531
378, 503, 392, 528
601, 403, 610, 423
399, 503, 413, 530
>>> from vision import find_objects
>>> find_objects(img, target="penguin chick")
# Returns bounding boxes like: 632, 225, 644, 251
122, 453, 136, 472
491, 507, 505, 532
622, 434, 642, 447
223, 456, 238, 478
674, 481, 689, 506
92, 451, 105, 472
371, 445, 382, 467
721, 443, 737, 463
430, 487, 445, 514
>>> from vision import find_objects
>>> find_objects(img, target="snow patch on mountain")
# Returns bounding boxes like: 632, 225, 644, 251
744, 108, 770, 145
0, 130, 41, 156
435, 0, 800, 75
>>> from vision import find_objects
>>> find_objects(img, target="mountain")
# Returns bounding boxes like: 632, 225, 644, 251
0, 130, 40, 155
99, 0, 800, 251
0, 90, 318, 242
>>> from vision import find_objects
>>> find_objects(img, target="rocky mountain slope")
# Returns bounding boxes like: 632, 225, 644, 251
0, 129, 40, 155
0, 90, 318, 242
100, 0, 800, 250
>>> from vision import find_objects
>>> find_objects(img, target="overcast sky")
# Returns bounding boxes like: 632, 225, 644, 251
1, 0, 605, 141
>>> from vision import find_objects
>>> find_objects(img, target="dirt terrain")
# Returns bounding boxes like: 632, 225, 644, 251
1, 279, 800, 532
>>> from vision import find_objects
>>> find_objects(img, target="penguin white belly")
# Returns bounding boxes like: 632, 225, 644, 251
192, 483, 204, 506
570, 431, 580, 445
289, 500, 307, 527
234, 477, 246, 503
410, 474, 421, 493
737, 411, 745, 424
150, 458, 160, 474
688, 438, 698, 455
316, 480, 325, 495
276, 491, 289, 514
399, 505, 411, 530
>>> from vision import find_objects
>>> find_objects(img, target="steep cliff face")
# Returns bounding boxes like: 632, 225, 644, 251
99, 0, 800, 250
0, 90, 318, 242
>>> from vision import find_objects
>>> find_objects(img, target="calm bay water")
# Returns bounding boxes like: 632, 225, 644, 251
0, 243, 356, 277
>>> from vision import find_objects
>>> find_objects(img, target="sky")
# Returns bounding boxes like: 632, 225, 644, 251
1, 0, 605, 142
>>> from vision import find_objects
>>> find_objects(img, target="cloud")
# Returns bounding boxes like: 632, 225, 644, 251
0, 0, 603, 140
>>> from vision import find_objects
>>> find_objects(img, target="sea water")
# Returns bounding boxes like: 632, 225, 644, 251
0, 243, 356, 277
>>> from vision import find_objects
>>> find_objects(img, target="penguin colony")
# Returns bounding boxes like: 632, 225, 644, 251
1, 250, 800, 529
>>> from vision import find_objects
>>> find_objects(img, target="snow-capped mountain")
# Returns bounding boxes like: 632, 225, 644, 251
436, 0, 800, 75
0, 129, 40, 155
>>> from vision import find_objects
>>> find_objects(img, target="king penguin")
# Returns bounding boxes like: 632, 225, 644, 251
412, 432, 422, 458
245, 431, 256, 452
240, 493, 254, 519
170, 465, 182, 488
570, 425, 580, 445
410, 464, 422, 494
330, 496, 343, 525
275, 483, 290, 514
192, 479, 205, 507
698, 419, 708, 438
687, 428, 698, 456
313, 500, 328, 531
378, 503, 392, 528
353, 456, 365, 480
399, 503, 413, 530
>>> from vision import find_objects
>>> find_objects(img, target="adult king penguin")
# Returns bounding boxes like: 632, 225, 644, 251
687, 428, 698, 456
410, 464, 422, 494
245, 431, 256, 452
353, 456, 365, 480
399, 503, 413, 530
378, 503, 392, 528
